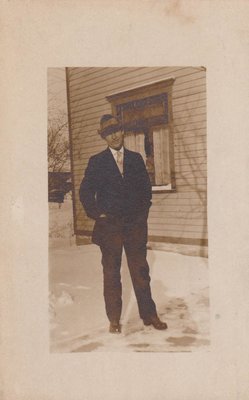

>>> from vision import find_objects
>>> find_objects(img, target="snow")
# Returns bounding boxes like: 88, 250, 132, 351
49, 198, 210, 353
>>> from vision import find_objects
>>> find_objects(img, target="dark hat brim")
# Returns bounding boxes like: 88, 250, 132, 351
99, 123, 121, 138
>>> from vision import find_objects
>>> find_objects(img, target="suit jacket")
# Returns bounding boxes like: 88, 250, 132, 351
79, 147, 152, 221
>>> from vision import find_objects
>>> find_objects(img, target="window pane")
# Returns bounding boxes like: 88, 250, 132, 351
124, 132, 136, 151
124, 132, 146, 163
135, 133, 146, 163
153, 127, 171, 185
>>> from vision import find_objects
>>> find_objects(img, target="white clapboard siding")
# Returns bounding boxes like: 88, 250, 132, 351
66, 66, 207, 245
68, 67, 203, 97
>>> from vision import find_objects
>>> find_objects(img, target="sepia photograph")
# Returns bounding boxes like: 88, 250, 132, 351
2, 0, 249, 398
48, 66, 209, 352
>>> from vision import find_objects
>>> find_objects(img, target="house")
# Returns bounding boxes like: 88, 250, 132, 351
66, 67, 207, 250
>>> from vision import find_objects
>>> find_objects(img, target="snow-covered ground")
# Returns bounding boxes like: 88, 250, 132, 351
49, 198, 210, 353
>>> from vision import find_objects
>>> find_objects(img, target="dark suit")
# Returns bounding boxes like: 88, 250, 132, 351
79, 147, 157, 322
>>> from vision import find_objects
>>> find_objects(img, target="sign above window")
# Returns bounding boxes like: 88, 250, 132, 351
107, 77, 175, 133
116, 93, 168, 133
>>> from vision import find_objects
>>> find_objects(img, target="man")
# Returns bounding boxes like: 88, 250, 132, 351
79, 114, 167, 333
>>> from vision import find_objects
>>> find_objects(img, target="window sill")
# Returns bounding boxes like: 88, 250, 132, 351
152, 184, 176, 193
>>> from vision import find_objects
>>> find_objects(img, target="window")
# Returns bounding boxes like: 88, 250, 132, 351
107, 78, 176, 192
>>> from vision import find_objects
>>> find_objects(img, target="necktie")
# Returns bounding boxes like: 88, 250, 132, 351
116, 151, 123, 175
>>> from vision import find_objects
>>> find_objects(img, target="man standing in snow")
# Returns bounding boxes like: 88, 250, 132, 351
79, 114, 167, 333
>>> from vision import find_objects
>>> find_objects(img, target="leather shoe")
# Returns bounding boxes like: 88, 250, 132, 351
109, 321, 121, 333
143, 315, 168, 330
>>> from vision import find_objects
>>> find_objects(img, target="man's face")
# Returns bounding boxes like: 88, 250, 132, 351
104, 130, 124, 150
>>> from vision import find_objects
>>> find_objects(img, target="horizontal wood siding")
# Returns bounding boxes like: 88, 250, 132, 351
66, 67, 207, 245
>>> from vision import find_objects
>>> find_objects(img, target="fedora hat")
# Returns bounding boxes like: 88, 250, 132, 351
98, 114, 121, 138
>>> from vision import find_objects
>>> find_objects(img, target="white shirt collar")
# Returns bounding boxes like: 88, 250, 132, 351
109, 146, 124, 157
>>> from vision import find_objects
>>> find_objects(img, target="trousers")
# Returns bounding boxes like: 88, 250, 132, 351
96, 215, 157, 322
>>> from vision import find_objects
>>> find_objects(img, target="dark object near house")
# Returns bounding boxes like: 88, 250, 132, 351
49, 189, 65, 203
48, 172, 72, 203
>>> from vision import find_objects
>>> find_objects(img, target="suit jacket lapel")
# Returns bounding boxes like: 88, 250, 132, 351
123, 148, 132, 177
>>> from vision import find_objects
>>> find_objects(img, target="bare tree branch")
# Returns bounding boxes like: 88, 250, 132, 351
47, 114, 69, 173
